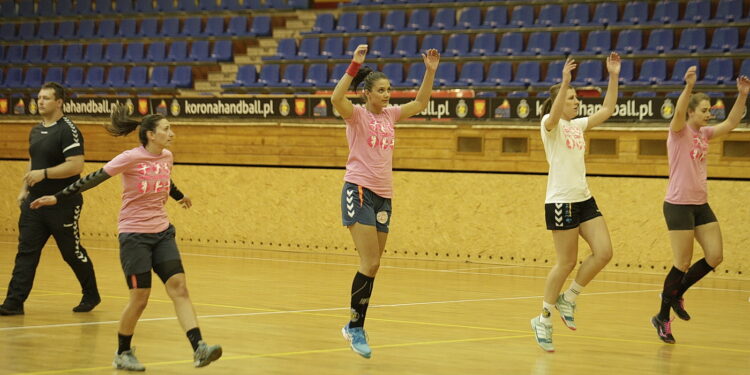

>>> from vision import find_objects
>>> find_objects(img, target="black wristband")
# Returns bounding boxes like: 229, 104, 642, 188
44, 169, 47, 179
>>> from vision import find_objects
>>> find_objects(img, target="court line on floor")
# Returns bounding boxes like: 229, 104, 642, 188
0, 288, 660, 332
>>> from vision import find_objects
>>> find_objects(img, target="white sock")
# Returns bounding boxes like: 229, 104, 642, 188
563, 281, 584, 303
540, 301, 554, 325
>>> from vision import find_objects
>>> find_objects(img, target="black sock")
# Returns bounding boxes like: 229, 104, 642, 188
348, 272, 374, 329
659, 266, 685, 320
186, 327, 202, 351
677, 258, 714, 297
117, 333, 133, 355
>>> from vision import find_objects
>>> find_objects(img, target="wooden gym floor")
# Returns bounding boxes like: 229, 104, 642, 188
0, 240, 748, 375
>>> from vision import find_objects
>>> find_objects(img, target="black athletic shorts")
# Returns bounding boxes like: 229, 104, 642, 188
545, 197, 602, 230
663, 201, 717, 230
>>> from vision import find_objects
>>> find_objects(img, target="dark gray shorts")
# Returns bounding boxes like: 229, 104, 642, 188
118, 224, 181, 276
663, 201, 718, 230
544, 197, 602, 230
341, 182, 392, 233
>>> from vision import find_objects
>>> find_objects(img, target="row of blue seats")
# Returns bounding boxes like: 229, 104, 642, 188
0, 0, 307, 18
0, 66, 193, 89
272, 28, 745, 61
224, 58, 748, 89
0, 16, 270, 41
310, 1, 745, 34
0, 41, 233, 64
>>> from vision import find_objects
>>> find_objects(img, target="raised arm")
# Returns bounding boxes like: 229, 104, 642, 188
669, 66, 697, 133
331, 44, 368, 120
398, 49, 440, 121
29, 168, 112, 209
587, 52, 621, 129
711, 75, 750, 138
544, 59, 576, 131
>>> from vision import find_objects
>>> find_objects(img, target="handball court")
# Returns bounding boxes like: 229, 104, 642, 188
0, 239, 748, 375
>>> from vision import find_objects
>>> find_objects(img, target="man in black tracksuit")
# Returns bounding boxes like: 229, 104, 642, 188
0, 82, 100, 315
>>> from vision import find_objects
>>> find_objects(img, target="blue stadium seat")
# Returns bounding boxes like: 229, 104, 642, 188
511, 61, 541, 87
135, 0, 155, 13
146, 42, 166, 62
618, 59, 635, 85
523, 32, 552, 56
84, 67, 106, 88
553, 31, 580, 55
336, 12, 358, 33
457, 62, 484, 86
83, 43, 104, 63
221, 0, 242, 10
305, 63, 329, 87
344, 37, 367, 58
250, 16, 271, 36
310, 13, 336, 34
265, 38, 296, 60
222, 65, 257, 88
619, 1, 648, 25
104, 43, 125, 63
148, 66, 171, 88
564, 3, 589, 26
328, 63, 348, 87
370, 36, 393, 58
4, 68, 23, 88
664, 58, 699, 85
296, 38, 319, 59
117, 19, 137, 38
393, 35, 418, 57
94, 0, 112, 13
0, 23, 15, 41
382, 63, 404, 87
64, 44, 84, 63
44, 44, 65, 63
509, 5, 533, 28
227, 16, 250, 36
199, 0, 219, 11
739, 59, 750, 77
407, 9, 430, 30
444, 34, 470, 57
421, 34, 443, 54
181, 17, 202, 37
76, 20, 95, 38
115, 0, 134, 13
680, 0, 710, 23
498, 32, 523, 56
44, 67, 64, 84
57, 21, 75, 39
475, 62, 513, 87
22, 68, 43, 88
170, 66, 193, 88
404, 63, 426, 87
64, 67, 85, 87
56, 0, 75, 15
431, 8, 456, 30
675, 28, 706, 53
383, 10, 406, 31
277, 64, 309, 87
5, 45, 24, 63
24, 45, 43, 64
211, 40, 233, 62
138, 19, 158, 38
360, 11, 381, 32
188, 41, 211, 62
468, 33, 496, 57
107, 66, 127, 88
177, 0, 199, 12
615, 29, 642, 54
536, 4, 562, 27
643, 29, 673, 54
17, 23, 36, 41
456, 7, 481, 29
124, 43, 145, 62
482, 6, 507, 28
161, 18, 180, 37
581, 30, 611, 55
707, 27, 739, 52
697, 58, 733, 85
127, 66, 148, 87
18, 0, 35, 16
321, 37, 344, 59
539, 60, 565, 86
649, 0, 679, 24
574, 60, 605, 86
0, 0, 15, 17
96, 19, 116, 39
630, 59, 667, 86
255, 64, 281, 86
36, 22, 56, 40
166, 41, 189, 62
434, 63, 457, 87
204, 17, 224, 36
75, 0, 93, 14
715, 0, 742, 22
592, 3, 618, 26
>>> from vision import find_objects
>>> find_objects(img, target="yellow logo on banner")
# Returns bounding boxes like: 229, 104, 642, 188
295, 98, 306, 116
474, 99, 486, 118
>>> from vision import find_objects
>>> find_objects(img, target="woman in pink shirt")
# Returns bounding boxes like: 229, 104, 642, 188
331, 44, 440, 358
652, 67, 750, 344
30, 105, 222, 371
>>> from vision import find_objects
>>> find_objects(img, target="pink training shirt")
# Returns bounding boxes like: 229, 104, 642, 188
343, 105, 401, 198
665, 125, 715, 205
103, 146, 174, 234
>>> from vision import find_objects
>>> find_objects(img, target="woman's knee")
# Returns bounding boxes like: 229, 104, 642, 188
166, 279, 190, 299
706, 253, 723, 268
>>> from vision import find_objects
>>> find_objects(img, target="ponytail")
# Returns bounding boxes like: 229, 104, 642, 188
350, 66, 374, 91
105, 104, 165, 146
541, 84, 563, 116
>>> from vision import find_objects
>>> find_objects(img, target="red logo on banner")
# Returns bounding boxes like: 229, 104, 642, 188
138, 98, 149, 115
474, 99, 486, 118
294, 98, 306, 116
0, 99, 7, 114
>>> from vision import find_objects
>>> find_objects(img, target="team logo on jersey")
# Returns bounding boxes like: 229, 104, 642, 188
517, 99, 530, 119
660, 98, 674, 119
294, 98, 306, 116
29, 99, 38, 115
170, 99, 181, 117
456, 99, 468, 118
473, 99, 486, 118
138, 98, 149, 115
0, 98, 7, 114
279, 99, 290, 116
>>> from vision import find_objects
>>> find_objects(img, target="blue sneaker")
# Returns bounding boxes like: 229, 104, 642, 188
341, 324, 372, 358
